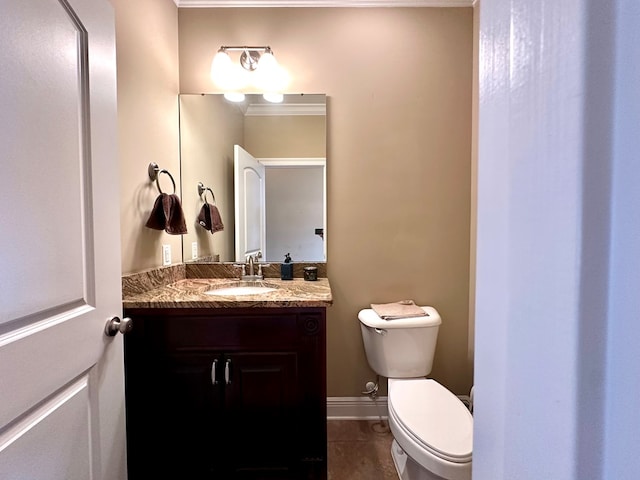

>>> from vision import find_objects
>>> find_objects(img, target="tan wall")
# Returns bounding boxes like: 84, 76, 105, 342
178, 8, 474, 396
111, 0, 181, 274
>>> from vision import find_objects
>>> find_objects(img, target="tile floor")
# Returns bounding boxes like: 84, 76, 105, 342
327, 419, 398, 480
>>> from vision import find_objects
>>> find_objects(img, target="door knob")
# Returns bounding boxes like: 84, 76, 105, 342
104, 316, 133, 337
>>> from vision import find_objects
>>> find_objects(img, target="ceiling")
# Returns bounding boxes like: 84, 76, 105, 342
174, 1, 474, 7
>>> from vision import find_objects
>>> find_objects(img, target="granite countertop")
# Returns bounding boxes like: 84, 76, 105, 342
122, 277, 333, 309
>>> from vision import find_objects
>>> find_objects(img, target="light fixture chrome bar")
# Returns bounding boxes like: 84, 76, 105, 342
217, 46, 274, 72
219, 45, 272, 53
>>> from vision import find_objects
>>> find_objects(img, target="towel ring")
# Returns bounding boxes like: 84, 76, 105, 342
148, 162, 176, 194
197, 182, 217, 204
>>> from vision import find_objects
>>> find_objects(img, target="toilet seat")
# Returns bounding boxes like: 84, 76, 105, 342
388, 378, 473, 464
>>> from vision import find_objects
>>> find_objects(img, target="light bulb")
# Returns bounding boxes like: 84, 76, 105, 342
211, 50, 234, 89
258, 51, 278, 74
254, 52, 290, 91
263, 92, 284, 103
230, 64, 250, 89
224, 92, 245, 102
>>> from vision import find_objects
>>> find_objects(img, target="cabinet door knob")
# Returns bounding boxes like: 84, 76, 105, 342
225, 359, 231, 384
211, 359, 218, 385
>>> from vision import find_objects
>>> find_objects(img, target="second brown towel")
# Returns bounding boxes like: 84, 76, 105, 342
197, 202, 224, 234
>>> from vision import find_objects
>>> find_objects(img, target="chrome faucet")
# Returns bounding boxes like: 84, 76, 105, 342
242, 252, 263, 280
247, 254, 256, 277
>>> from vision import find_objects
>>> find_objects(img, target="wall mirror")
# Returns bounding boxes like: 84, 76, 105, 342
179, 93, 326, 263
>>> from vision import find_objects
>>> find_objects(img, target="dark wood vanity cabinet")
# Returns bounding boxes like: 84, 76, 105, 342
123, 307, 327, 480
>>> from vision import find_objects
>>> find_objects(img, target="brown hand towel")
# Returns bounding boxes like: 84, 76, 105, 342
197, 202, 224, 234
164, 193, 188, 235
145, 193, 188, 235
145, 193, 167, 231
370, 300, 428, 320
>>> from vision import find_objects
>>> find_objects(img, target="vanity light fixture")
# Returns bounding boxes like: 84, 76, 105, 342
211, 46, 289, 103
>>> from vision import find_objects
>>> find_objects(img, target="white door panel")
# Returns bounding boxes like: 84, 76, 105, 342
0, 308, 97, 428
1, 0, 87, 323
0, 0, 124, 479
0, 376, 92, 480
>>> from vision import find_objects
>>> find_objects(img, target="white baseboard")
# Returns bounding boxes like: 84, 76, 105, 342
327, 396, 388, 420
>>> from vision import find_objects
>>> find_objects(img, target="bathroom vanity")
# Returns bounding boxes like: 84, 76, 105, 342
122, 275, 331, 480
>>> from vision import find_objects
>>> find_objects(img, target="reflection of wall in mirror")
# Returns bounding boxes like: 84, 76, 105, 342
245, 114, 326, 158
265, 166, 325, 262
179, 95, 241, 262
246, 113, 326, 262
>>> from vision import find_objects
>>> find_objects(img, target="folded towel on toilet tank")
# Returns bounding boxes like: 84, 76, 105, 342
370, 300, 428, 320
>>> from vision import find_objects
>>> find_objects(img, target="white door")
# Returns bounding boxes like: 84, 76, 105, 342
0, 1, 125, 480
234, 145, 266, 262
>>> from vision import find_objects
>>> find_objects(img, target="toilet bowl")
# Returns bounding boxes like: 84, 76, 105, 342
387, 378, 472, 480
358, 306, 473, 480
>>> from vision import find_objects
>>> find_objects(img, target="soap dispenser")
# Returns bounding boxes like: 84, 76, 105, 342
280, 253, 293, 280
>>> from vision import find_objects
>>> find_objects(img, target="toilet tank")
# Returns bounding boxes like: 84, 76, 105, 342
358, 306, 441, 378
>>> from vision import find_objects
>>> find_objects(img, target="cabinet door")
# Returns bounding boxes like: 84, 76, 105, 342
223, 351, 300, 478
127, 349, 226, 479
165, 352, 225, 479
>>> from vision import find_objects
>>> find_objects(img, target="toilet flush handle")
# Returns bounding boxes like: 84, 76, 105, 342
374, 327, 387, 336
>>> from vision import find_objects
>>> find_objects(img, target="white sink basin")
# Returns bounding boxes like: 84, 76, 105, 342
204, 282, 278, 296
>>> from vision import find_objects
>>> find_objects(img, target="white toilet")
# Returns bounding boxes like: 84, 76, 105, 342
359, 306, 473, 480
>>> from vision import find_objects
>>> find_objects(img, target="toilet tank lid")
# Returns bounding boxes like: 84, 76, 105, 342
358, 306, 441, 328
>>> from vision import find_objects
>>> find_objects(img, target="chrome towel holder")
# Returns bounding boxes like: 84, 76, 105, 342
198, 182, 217, 204
148, 162, 176, 194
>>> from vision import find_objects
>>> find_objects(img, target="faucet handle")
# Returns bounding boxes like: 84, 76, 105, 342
233, 263, 246, 276
257, 263, 271, 276
246, 253, 261, 263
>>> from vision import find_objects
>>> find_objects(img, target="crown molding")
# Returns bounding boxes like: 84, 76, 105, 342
174, 1, 473, 7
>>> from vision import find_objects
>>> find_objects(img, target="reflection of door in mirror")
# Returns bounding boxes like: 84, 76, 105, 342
179, 94, 326, 264
234, 145, 266, 262
234, 147, 326, 263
